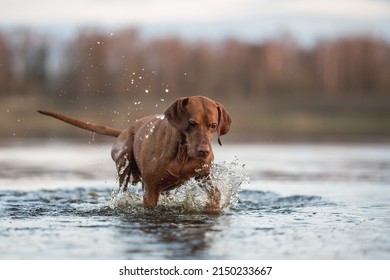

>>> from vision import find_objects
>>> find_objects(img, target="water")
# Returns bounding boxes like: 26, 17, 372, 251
1, 141, 389, 259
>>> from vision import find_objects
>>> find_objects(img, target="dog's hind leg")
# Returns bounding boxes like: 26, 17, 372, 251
111, 131, 135, 192
115, 153, 131, 192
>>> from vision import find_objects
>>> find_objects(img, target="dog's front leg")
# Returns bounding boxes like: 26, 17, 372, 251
205, 184, 221, 213
143, 185, 160, 208
197, 176, 221, 213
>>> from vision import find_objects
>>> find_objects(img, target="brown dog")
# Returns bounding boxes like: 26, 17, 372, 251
38, 96, 231, 212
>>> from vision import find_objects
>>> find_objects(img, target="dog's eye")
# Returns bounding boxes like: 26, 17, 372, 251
188, 121, 197, 130
210, 123, 217, 130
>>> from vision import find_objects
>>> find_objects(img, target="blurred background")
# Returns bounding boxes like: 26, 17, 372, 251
1, 0, 390, 142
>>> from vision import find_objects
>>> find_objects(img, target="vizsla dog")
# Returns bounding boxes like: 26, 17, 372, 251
38, 96, 231, 212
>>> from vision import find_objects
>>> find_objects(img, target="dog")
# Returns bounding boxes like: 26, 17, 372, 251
38, 96, 231, 212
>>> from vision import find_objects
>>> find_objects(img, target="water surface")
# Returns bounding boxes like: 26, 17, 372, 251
1, 141, 389, 259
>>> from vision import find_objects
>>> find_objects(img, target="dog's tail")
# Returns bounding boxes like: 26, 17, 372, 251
38, 110, 122, 137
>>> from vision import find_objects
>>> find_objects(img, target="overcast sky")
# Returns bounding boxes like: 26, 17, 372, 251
1, 0, 390, 43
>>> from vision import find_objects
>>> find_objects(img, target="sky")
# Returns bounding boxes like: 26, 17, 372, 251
1, 0, 390, 43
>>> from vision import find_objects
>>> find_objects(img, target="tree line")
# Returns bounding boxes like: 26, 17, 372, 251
0, 28, 389, 103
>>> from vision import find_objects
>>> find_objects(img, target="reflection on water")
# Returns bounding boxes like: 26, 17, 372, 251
0, 142, 390, 259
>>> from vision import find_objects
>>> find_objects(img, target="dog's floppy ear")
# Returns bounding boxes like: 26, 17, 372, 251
164, 97, 190, 131
216, 103, 231, 146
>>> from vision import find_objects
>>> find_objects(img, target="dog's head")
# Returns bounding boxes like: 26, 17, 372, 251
165, 96, 231, 159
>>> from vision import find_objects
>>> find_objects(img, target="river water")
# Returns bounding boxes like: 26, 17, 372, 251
0, 141, 389, 259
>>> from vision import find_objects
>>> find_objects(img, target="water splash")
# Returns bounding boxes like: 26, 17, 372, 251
118, 154, 129, 176
110, 157, 248, 213
111, 189, 143, 214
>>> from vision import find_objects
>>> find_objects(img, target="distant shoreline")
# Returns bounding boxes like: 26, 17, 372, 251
1, 94, 389, 143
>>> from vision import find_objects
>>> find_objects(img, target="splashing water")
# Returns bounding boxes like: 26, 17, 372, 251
118, 154, 129, 176
111, 157, 248, 213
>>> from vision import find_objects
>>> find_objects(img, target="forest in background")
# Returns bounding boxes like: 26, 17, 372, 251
1, 28, 390, 142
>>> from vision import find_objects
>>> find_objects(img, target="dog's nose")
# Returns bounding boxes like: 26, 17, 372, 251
198, 150, 210, 157
197, 144, 210, 158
